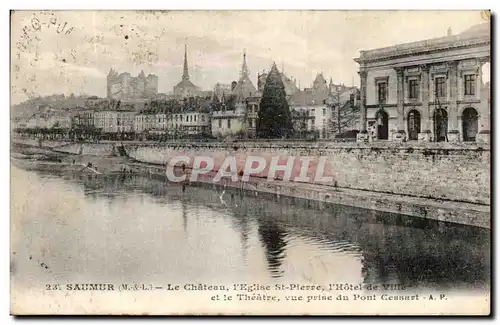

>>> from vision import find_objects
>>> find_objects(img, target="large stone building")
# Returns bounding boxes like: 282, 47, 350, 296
134, 97, 211, 138
173, 44, 202, 100
355, 23, 490, 143
94, 109, 136, 135
107, 69, 158, 100
289, 74, 359, 139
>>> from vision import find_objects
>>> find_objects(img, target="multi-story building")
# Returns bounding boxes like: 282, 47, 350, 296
288, 74, 359, 139
355, 23, 490, 143
211, 52, 260, 138
107, 69, 158, 100
94, 109, 136, 135
289, 77, 331, 138
133, 97, 211, 138
181, 111, 211, 136
72, 108, 95, 128
134, 112, 151, 134
211, 95, 247, 138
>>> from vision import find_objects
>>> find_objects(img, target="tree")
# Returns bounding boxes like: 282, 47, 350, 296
328, 90, 360, 136
257, 63, 293, 138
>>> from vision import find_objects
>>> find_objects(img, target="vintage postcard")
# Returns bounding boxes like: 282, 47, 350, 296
10, 10, 491, 315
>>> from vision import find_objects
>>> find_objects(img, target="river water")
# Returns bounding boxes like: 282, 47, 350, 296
10, 165, 490, 308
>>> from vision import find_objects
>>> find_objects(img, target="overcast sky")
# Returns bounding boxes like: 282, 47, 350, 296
11, 10, 485, 104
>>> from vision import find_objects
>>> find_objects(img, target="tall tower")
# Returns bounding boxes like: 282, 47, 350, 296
182, 42, 190, 81
240, 49, 249, 79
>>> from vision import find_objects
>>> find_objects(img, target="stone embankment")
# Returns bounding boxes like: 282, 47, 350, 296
12, 137, 490, 228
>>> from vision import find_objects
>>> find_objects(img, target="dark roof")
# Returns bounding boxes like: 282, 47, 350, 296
173, 79, 200, 90
232, 76, 257, 101
289, 88, 355, 107
289, 90, 329, 106
356, 22, 490, 63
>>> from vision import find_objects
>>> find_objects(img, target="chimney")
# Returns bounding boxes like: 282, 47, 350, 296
447, 27, 453, 37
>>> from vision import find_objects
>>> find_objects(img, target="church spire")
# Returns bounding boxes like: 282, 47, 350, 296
240, 49, 249, 79
182, 41, 190, 81
240, 49, 248, 78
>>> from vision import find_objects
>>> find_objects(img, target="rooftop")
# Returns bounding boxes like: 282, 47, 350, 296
355, 23, 490, 63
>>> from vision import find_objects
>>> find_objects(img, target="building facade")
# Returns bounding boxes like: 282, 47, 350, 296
72, 109, 95, 128
211, 100, 247, 138
355, 23, 490, 143
288, 74, 359, 139
94, 110, 136, 134
211, 52, 260, 139
107, 69, 158, 100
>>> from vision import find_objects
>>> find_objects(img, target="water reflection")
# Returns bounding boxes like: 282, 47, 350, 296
11, 167, 490, 292
257, 218, 287, 278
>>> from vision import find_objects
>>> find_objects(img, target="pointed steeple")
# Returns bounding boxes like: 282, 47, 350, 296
182, 41, 190, 81
240, 49, 249, 79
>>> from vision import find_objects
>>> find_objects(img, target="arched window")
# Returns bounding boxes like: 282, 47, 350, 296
462, 107, 478, 142
407, 110, 421, 141
433, 109, 448, 142
375, 109, 389, 140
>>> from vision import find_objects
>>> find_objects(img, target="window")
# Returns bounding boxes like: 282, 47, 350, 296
249, 119, 253, 128
377, 82, 387, 103
219, 119, 222, 128
464, 74, 476, 96
435, 77, 446, 98
409, 79, 419, 99
323, 108, 326, 115
194, 115, 197, 122
201, 115, 205, 122
227, 119, 231, 128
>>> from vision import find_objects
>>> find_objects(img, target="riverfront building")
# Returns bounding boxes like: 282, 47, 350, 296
94, 109, 136, 135
354, 23, 490, 143
289, 75, 359, 139
211, 52, 260, 139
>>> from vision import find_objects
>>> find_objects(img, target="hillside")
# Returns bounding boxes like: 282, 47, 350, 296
10, 94, 93, 121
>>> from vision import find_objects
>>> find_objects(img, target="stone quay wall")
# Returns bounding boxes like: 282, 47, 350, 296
49, 140, 490, 205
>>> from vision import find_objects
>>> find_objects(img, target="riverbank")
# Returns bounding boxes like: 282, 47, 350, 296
125, 160, 490, 229
11, 139, 491, 229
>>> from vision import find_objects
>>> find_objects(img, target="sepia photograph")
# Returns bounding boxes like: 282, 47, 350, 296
9, 9, 491, 315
